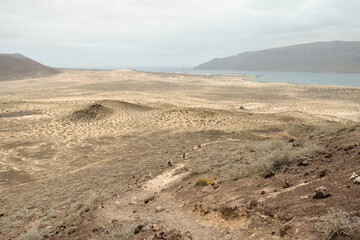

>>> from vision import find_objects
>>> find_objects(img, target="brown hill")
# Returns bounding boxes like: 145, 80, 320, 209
0, 53, 60, 81
195, 41, 360, 72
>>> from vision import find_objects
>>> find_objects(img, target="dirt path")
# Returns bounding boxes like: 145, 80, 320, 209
98, 160, 239, 240
143, 162, 186, 193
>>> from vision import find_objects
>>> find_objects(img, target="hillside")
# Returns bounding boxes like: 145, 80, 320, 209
195, 41, 360, 72
0, 53, 60, 81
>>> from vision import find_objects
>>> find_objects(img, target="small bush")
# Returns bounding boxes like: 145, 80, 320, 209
17, 220, 43, 240
89, 223, 136, 240
62, 213, 79, 227
82, 191, 107, 213
195, 177, 214, 187
314, 208, 360, 239
183, 168, 208, 180
229, 141, 324, 179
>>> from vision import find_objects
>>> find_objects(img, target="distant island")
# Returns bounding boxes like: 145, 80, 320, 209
195, 41, 360, 72
0, 53, 59, 81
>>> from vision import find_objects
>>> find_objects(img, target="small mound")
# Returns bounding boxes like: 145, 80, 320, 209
99, 100, 153, 111
70, 104, 112, 121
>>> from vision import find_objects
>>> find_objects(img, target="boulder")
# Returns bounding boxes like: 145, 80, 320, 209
282, 179, 292, 188
350, 172, 358, 179
353, 176, 360, 184
155, 206, 166, 213
313, 186, 331, 199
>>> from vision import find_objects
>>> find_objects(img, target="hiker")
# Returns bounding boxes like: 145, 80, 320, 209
198, 144, 201, 149
168, 160, 172, 167
182, 153, 186, 159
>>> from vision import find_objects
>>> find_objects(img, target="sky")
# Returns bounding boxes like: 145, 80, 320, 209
1, 0, 360, 68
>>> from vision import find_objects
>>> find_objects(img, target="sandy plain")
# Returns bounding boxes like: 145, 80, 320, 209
0, 69, 359, 239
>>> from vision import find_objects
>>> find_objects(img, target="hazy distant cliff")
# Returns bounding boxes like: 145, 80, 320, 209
0, 53, 59, 81
195, 41, 360, 72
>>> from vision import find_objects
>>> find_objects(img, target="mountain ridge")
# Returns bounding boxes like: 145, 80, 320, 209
195, 41, 360, 72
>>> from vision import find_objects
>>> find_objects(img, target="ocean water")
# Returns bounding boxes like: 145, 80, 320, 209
132, 67, 360, 87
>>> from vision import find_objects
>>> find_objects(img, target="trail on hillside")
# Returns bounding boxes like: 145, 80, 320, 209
98, 153, 241, 240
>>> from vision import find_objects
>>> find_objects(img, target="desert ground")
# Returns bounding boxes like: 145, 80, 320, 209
0, 69, 360, 240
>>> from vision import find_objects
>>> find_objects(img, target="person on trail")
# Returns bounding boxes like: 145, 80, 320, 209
168, 160, 172, 167
182, 153, 186, 159
198, 144, 201, 149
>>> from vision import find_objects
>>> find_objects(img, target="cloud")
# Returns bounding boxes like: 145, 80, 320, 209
1, 0, 360, 67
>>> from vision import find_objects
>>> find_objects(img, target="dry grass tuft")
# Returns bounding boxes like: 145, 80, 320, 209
89, 223, 137, 240
314, 208, 360, 240
195, 177, 214, 187
229, 141, 324, 180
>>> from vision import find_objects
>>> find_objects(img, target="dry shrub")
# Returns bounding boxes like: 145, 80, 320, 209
82, 191, 107, 213
62, 213, 79, 227
17, 220, 43, 240
183, 168, 208, 180
89, 223, 136, 240
229, 140, 324, 179
315, 208, 360, 239
195, 177, 214, 187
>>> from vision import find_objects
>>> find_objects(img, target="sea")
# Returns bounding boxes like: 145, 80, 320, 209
131, 67, 360, 87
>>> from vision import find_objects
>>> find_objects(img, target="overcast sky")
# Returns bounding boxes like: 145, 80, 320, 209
1, 0, 360, 68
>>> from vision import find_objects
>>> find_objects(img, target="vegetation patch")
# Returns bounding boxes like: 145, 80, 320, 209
314, 208, 360, 239
195, 177, 214, 187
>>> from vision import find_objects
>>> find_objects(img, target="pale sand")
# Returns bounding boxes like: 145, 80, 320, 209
0, 69, 359, 190
1, 69, 360, 239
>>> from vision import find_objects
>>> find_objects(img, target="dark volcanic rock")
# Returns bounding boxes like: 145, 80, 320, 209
70, 104, 112, 121
313, 186, 331, 199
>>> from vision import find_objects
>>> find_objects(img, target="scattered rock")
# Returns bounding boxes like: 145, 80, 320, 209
213, 185, 219, 190
220, 205, 239, 219
153, 229, 183, 240
111, 219, 118, 224
184, 231, 193, 240
344, 145, 356, 151
92, 227, 104, 233
66, 226, 78, 235
313, 186, 331, 199
249, 200, 258, 209
282, 179, 292, 188
260, 190, 265, 194
155, 206, 166, 213
175, 185, 183, 192
298, 158, 308, 166
194, 204, 210, 215
324, 153, 332, 158
288, 138, 295, 143
319, 169, 328, 178
0, 212, 4, 217
152, 223, 163, 231
264, 171, 275, 178
350, 172, 358, 179
145, 196, 155, 204
134, 224, 144, 234
239, 106, 245, 110
353, 176, 360, 184
279, 224, 292, 237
